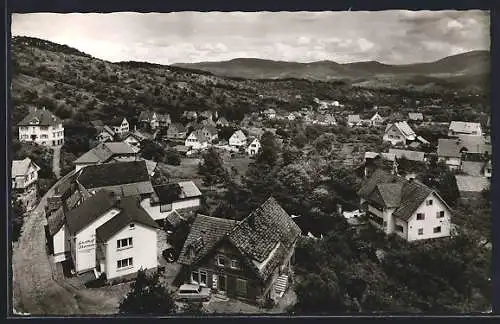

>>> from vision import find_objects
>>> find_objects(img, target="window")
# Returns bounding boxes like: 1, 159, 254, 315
395, 225, 404, 233
437, 211, 445, 218
129, 223, 135, 229
160, 204, 172, 212
117, 237, 133, 249
382, 221, 387, 227
416, 213, 425, 220
418, 228, 424, 235
41, 134, 48, 139
117, 257, 133, 269
433, 226, 441, 233
231, 260, 240, 269
236, 279, 247, 296
191, 271, 199, 284
200, 271, 207, 286
217, 256, 226, 267
426, 199, 433, 206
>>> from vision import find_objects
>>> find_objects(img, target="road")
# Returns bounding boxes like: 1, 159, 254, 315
11, 169, 124, 315
52, 146, 62, 179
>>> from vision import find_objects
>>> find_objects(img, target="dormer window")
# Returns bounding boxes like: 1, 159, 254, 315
30, 118, 39, 125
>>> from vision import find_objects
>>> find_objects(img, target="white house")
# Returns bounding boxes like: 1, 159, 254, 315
229, 130, 247, 148
383, 121, 416, 146
18, 107, 64, 147
358, 169, 452, 242
63, 191, 158, 280
140, 181, 202, 221
11, 157, 41, 210
123, 132, 147, 151
246, 138, 261, 156
185, 130, 210, 150
448, 121, 482, 137
347, 115, 362, 127
109, 118, 130, 136
263, 109, 277, 120
370, 112, 384, 127
287, 113, 296, 121
96, 126, 115, 143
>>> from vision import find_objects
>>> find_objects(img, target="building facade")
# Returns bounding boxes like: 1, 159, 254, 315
18, 108, 64, 147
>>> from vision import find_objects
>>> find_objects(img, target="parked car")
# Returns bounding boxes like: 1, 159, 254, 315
175, 284, 211, 302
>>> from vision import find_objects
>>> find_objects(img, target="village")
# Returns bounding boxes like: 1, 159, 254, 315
11, 92, 492, 314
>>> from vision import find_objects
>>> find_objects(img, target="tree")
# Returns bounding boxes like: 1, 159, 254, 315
255, 131, 279, 167
437, 172, 460, 207
164, 149, 181, 166
140, 139, 165, 162
11, 198, 26, 242
119, 269, 177, 315
198, 147, 228, 188
181, 302, 204, 315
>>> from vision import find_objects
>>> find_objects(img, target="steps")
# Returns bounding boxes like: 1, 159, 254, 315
274, 275, 289, 298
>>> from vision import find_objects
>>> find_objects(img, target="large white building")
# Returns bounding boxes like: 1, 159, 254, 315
55, 190, 159, 280
18, 107, 64, 147
358, 169, 452, 242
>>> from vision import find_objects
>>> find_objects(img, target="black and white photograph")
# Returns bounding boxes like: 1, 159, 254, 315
9, 10, 492, 315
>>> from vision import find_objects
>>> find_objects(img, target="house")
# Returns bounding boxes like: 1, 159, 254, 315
437, 139, 463, 171
358, 169, 452, 241
455, 135, 492, 158
122, 132, 147, 151
200, 110, 214, 120
60, 191, 158, 280
347, 114, 362, 127
383, 121, 416, 146
46, 189, 83, 262
199, 125, 218, 142
461, 161, 487, 177
408, 113, 424, 121
200, 118, 217, 128
73, 142, 139, 172
287, 113, 296, 121
139, 111, 158, 129
183, 111, 198, 121
166, 123, 187, 140
388, 149, 426, 163
157, 114, 171, 128
246, 138, 261, 156
369, 112, 384, 126
314, 114, 337, 126
76, 160, 154, 198
18, 107, 64, 147
448, 121, 482, 137
178, 197, 301, 305
11, 158, 41, 210
185, 130, 209, 150
262, 109, 276, 120
109, 118, 130, 136
96, 126, 115, 143
229, 130, 247, 148
140, 181, 202, 221
216, 117, 230, 128
455, 175, 490, 202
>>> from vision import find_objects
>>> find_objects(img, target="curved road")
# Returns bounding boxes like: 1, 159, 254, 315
12, 170, 123, 315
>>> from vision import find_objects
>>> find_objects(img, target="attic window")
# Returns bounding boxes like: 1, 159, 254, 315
30, 118, 39, 125
129, 223, 135, 229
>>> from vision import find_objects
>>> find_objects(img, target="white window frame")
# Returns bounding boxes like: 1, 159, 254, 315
117, 237, 133, 250
199, 271, 207, 286
191, 270, 199, 284
117, 257, 133, 270
230, 259, 240, 270
217, 256, 226, 267
437, 211, 445, 218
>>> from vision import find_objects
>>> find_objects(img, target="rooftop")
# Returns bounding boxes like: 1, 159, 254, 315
77, 160, 151, 190
17, 108, 62, 127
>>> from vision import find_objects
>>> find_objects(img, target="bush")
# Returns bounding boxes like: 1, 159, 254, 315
164, 149, 181, 166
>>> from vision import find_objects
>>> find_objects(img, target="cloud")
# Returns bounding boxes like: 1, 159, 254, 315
11, 10, 490, 65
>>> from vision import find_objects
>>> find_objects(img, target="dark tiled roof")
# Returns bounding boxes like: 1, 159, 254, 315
109, 117, 127, 127
18, 108, 62, 126
74, 142, 136, 164
152, 183, 182, 204
165, 210, 183, 228
437, 139, 462, 158
392, 181, 433, 221
177, 214, 237, 265
167, 123, 186, 134
77, 161, 150, 189
47, 206, 65, 235
357, 169, 399, 199
373, 183, 403, 208
96, 196, 158, 243
139, 111, 154, 121
66, 190, 117, 235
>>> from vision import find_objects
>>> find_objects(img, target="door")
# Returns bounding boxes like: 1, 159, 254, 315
218, 274, 226, 294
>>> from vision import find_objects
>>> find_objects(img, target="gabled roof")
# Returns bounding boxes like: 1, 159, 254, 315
228, 197, 301, 281
358, 169, 446, 222
18, 108, 62, 127
455, 175, 490, 193
65, 190, 117, 235
449, 121, 482, 134
74, 142, 137, 164
188, 129, 209, 143
386, 121, 416, 138
151, 181, 202, 204
216, 117, 229, 124
230, 130, 247, 141
77, 160, 151, 190
455, 135, 491, 154
139, 111, 155, 121
388, 149, 426, 162
109, 117, 127, 127
12, 158, 40, 177
96, 196, 158, 242
47, 189, 83, 235
371, 112, 383, 121
178, 214, 238, 265
408, 112, 424, 120
461, 161, 486, 177
437, 138, 462, 158
102, 125, 115, 136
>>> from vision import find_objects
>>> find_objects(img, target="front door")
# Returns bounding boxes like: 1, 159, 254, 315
218, 274, 226, 294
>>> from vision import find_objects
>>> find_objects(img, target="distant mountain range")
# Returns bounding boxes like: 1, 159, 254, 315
173, 50, 490, 91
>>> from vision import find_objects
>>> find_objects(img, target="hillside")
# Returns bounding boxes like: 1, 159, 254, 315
173, 51, 490, 91
10, 36, 489, 132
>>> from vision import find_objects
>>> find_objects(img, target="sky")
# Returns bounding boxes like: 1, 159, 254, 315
11, 11, 490, 65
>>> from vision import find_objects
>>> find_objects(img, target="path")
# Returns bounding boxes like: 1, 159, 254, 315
52, 145, 62, 179
11, 169, 124, 315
